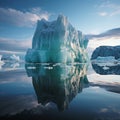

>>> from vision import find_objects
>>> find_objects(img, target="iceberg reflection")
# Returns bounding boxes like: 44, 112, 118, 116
92, 63, 120, 75
25, 63, 89, 111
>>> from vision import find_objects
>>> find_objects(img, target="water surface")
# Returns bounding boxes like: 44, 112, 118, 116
0, 62, 120, 120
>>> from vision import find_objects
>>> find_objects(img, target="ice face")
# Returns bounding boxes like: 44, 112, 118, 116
25, 15, 88, 63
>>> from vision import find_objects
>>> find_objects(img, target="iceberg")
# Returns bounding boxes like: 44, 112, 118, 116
10, 54, 20, 62
25, 15, 88, 63
91, 46, 120, 60
1, 54, 20, 62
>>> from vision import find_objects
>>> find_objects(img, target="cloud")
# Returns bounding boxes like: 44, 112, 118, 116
88, 36, 120, 50
110, 9, 120, 16
87, 28, 120, 56
86, 28, 120, 39
0, 38, 32, 52
0, 7, 50, 27
98, 1, 120, 16
99, 12, 108, 16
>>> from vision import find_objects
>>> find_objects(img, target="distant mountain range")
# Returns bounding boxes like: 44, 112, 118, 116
86, 28, 120, 39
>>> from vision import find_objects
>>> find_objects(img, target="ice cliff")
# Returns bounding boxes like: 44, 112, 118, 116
25, 15, 88, 63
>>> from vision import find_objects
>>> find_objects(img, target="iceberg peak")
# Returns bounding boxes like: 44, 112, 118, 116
57, 14, 68, 24
25, 15, 88, 63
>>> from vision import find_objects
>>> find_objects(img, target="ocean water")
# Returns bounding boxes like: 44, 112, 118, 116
0, 62, 120, 120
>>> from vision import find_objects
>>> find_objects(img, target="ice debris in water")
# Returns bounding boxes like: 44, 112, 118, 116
25, 15, 88, 63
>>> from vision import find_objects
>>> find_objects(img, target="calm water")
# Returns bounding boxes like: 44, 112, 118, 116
0, 62, 120, 120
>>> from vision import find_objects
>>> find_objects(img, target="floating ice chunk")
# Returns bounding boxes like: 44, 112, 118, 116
27, 66, 36, 69
44, 66, 53, 70
2, 54, 20, 62
10, 54, 20, 62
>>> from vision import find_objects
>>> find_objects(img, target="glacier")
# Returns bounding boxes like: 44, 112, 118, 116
25, 15, 88, 63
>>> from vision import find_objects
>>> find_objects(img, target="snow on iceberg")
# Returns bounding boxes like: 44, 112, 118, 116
25, 15, 88, 63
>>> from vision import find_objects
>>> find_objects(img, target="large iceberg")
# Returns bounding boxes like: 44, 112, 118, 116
91, 46, 120, 60
25, 15, 88, 63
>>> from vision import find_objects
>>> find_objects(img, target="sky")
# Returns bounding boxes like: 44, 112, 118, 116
0, 0, 120, 54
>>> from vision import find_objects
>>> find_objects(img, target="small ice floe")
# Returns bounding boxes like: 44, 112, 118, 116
44, 66, 53, 70
10, 54, 20, 62
27, 66, 36, 69
53, 63, 61, 67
